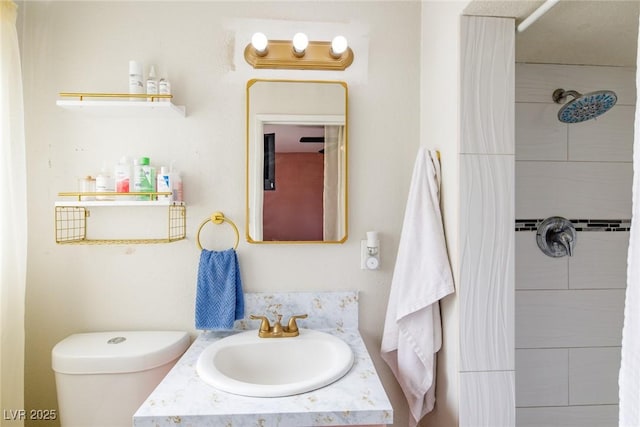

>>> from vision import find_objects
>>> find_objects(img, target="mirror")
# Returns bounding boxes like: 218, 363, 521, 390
246, 79, 348, 243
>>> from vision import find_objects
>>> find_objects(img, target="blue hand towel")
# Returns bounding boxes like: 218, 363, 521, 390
195, 248, 244, 330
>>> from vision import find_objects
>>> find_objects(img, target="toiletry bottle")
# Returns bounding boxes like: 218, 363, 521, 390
128, 60, 144, 100
146, 65, 158, 96
158, 77, 171, 102
172, 169, 183, 202
132, 158, 143, 197
134, 157, 155, 200
114, 156, 133, 200
156, 166, 172, 201
144, 158, 156, 198
78, 176, 96, 201
95, 162, 115, 200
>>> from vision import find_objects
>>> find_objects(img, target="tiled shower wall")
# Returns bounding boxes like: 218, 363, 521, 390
515, 63, 635, 426
460, 16, 515, 426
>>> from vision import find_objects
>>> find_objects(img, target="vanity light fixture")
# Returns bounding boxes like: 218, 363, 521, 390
244, 32, 354, 71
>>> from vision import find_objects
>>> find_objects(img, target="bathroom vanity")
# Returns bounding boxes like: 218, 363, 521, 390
133, 292, 393, 426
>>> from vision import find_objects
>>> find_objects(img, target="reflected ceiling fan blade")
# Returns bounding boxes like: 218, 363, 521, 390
299, 137, 325, 143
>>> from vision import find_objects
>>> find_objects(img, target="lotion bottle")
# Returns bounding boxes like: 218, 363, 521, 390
156, 166, 172, 201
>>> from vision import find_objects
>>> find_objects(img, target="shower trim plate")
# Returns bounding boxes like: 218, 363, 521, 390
536, 216, 577, 257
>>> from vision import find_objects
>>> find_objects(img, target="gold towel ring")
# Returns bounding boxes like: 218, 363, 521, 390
196, 211, 240, 250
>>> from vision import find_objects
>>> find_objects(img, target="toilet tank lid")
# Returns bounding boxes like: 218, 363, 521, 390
52, 331, 190, 374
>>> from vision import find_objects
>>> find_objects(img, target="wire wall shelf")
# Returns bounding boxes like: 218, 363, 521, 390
55, 192, 186, 245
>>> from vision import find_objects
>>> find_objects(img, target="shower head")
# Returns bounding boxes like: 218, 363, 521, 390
552, 88, 617, 123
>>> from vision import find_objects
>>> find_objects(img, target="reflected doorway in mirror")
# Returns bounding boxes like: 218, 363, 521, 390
246, 79, 348, 244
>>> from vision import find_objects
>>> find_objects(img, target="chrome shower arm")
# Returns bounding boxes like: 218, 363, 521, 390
552, 89, 582, 104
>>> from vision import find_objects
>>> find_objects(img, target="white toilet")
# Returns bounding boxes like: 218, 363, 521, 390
52, 330, 190, 427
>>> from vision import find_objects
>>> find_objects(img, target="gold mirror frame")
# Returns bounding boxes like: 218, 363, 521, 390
245, 79, 348, 244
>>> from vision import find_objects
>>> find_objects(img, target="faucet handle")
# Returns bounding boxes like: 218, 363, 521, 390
286, 314, 308, 333
249, 314, 271, 332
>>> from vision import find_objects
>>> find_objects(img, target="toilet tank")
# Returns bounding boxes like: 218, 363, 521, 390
52, 331, 190, 427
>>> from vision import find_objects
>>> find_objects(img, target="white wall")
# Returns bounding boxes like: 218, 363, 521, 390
419, 1, 469, 426
18, 2, 431, 426
515, 63, 635, 427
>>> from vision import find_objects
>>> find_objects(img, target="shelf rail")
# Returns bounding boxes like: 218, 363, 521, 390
59, 92, 173, 102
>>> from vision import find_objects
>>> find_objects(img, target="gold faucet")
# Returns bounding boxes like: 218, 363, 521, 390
249, 314, 308, 338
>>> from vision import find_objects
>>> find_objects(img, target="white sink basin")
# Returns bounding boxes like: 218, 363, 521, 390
196, 329, 354, 397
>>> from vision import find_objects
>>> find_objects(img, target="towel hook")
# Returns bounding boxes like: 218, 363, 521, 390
196, 211, 240, 250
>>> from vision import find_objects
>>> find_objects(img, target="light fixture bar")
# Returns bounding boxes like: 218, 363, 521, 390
244, 40, 354, 71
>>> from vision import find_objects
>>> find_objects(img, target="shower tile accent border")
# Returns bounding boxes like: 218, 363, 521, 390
516, 219, 631, 232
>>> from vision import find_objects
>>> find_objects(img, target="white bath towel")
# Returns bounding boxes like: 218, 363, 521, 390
381, 147, 454, 427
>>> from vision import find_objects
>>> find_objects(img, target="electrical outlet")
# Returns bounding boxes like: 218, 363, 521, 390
361, 240, 380, 270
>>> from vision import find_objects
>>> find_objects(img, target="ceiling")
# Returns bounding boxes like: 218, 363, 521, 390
263, 124, 325, 153
464, 0, 640, 67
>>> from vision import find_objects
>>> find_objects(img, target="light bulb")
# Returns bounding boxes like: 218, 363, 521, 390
251, 32, 268, 56
292, 32, 308, 57
331, 35, 348, 58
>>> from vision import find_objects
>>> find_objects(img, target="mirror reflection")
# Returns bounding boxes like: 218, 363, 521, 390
246, 79, 348, 243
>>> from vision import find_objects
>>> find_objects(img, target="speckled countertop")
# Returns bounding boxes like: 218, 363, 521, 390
133, 291, 393, 427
